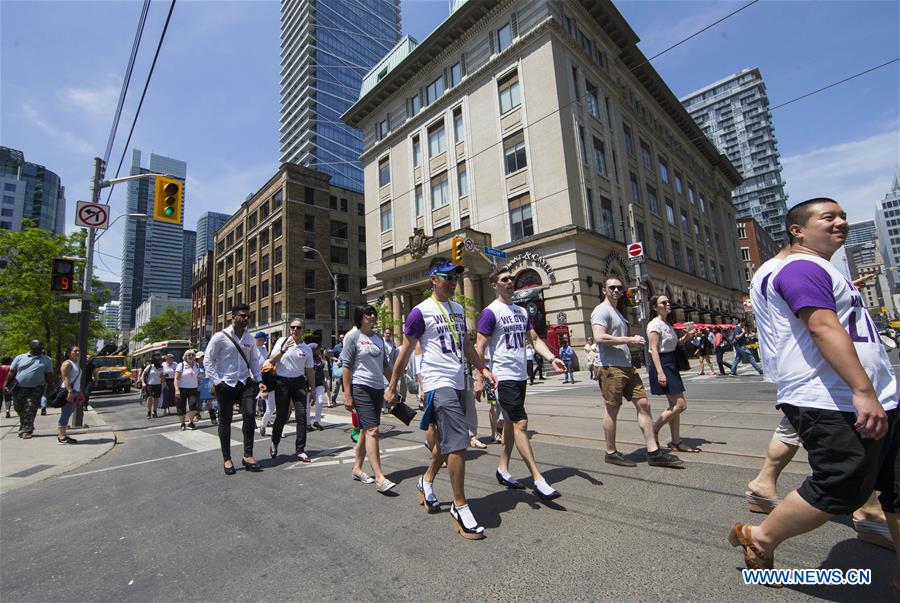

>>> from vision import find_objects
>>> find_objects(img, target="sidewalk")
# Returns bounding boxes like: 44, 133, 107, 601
0, 406, 117, 493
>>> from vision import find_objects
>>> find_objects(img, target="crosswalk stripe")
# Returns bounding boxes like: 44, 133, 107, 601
160, 430, 237, 452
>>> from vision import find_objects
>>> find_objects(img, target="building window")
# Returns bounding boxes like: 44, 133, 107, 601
249, 261, 257, 278
680, 209, 689, 232
337, 273, 349, 292
274, 246, 283, 265
412, 135, 421, 167
2, 196, 13, 205
259, 200, 270, 219
1, 208, 12, 217
273, 221, 282, 239
699, 254, 707, 279
741, 247, 751, 262
653, 230, 666, 263
687, 250, 695, 274
503, 131, 527, 174
737, 223, 747, 239
415, 185, 424, 216
694, 218, 701, 239
305, 270, 315, 290
409, 93, 421, 117
274, 273, 283, 293
647, 185, 659, 214
705, 225, 712, 247
630, 173, 640, 204
453, 107, 464, 144
260, 229, 269, 247
585, 188, 595, 231
640, 141, 652, 169
665, 199, 675, 225
675, 172, 684, 194
509, 193, 533, 241
699, 193, 706, 212
380, 203, 392, 231
378, 156, 390, 187
305, 214, 315, 232
593, 137, 607, 176
586, 81, 600, 118
331, 246, 349, 264
261, 254, 270, 273
636, 221, 646, 245
600, 196, 615, 240
497, 21, 512, 52
672, 241, 683, 270
3, 183, 15, 192
331, 220, 348, 239
357, 202, 364, 217
358, 225, 366, 243
428, 122, 446, 157
261, 280, 269, 299
498, 70, 521, 114
688, 184, 696, 205
457, 163, 468, 197
658, 157, 669, 183
430, 172, 449, 208
340, 197, 348, 212
426, 75, 444, 104
248, 213, 258, 230
377, 118, 389, 141
305, 298, 316, 319
623, 123, 634, 155
449, 61, 462, 87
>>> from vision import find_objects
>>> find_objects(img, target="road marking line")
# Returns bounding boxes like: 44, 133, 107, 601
59, 451, 200, 478
160, 430, 237, 452
284, 444, 422, 469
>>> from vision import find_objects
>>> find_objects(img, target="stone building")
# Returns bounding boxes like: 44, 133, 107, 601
191, 251, 214, 349
212, 164, 366, 346
343, 0, 745, 359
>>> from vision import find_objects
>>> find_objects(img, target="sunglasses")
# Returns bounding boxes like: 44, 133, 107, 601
606, 285, 624, 291
659, 301, 671, 305
434, 272, 461, 282
236, 313, 250, 319
363, 311, 377, 317
497, 276, 514, 283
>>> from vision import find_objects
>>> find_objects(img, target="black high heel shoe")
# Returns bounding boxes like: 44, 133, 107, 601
242, 458, 262, 472
449, 504, 485, 540
495, 470, 525, 489
223, 461, 236, 476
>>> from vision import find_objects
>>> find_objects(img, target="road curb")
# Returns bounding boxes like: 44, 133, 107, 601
0, 405, 118, 494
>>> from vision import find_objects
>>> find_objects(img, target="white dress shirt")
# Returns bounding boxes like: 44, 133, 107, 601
204, 325, 262, 387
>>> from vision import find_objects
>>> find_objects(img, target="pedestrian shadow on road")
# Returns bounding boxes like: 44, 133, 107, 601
541, 466, 604, 488
784, 537, 895, 602
472, 489, 544, 528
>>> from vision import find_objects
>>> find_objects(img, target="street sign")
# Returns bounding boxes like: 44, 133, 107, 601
75, 201, 109, 229
69, 299, 82, 314
464, 237, 476, 252
483, 246, 508, 260
627, 241, 645, 265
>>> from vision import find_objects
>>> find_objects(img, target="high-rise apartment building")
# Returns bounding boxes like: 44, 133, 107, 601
195, 211, 230, 261
681, 68, 788, 243
846, 219, 877, 247
119, 150, 188, 331
0, 146, 66, 233
343, 0, 746, 354
181, 229, 196, 297
875, 167, 900, 291
279, 0, 402, 192
846, 239, 896, 320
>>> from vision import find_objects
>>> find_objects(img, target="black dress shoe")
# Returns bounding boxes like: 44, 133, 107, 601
242, 458, 262, 472
533, 486, 561, 501
223, 462, 236, 476
495, 470, 525, 489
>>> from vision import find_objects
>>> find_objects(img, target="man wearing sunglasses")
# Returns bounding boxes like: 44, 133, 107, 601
474, 267, 567, 500
385, 258, 498, 539
267, 319, 315, 461
591, 277, 683, 468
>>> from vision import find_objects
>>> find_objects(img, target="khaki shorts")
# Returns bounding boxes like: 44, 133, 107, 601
599, 366, 646, 405
773, 414, 801, 447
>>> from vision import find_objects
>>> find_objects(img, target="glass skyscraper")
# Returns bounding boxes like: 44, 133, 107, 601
875, 168, 900, 291
279, 0, 401, 192
119, 150, 188, 331
681, 68, 789, 243
0, 146, 66, 234
195, 211, 230, 261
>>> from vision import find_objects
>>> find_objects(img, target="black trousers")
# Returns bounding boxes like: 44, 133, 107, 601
273, 375, 309, 453
715, 348, 732, 374
215, 380, 258, 461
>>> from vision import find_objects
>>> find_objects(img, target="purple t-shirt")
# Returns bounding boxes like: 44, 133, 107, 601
477, 299, 532, 382
404, 298, 467, 391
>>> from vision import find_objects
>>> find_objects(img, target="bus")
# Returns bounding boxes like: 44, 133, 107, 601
130, 340, 191, 382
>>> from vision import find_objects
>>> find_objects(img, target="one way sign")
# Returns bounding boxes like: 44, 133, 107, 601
627, 242, 645, 265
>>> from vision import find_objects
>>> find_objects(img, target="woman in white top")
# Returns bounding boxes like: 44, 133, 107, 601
161, 355, 177, 416
646, 295, 700, 453
175, 349, 202, 431
140, 353, 164, 419
57, 345, 81, 444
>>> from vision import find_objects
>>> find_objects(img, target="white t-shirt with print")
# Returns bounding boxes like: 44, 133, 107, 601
477, 299, 531, 382
405, 297, 467, 391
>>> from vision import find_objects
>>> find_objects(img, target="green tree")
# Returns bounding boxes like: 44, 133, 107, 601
133, 306, 192, 343
0, 223, 105, 366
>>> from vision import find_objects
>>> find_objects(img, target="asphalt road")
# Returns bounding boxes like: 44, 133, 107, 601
1, 375, 896, 602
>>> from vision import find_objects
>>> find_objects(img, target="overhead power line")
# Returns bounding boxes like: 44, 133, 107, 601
105, 0, 178, 203
769, 57, 899, 111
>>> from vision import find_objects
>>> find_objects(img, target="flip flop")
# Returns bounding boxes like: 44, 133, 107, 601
744, 492, 779, 514
669, 441, 701, 453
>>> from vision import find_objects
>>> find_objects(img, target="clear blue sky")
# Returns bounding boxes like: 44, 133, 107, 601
2, 0, 897, 282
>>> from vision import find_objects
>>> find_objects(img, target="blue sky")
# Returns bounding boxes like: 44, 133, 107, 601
2, 0, 897, 282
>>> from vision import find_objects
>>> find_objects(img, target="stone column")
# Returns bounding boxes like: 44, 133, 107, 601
462, 275, 479, 332
391, 292, 402, 338
384, 291, 394, 332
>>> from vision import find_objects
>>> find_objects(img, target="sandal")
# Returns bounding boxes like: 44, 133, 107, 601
744, 492, 779, 514
728, 523, 780, 587
669, 440, 701, 453
469, 437, 487, 450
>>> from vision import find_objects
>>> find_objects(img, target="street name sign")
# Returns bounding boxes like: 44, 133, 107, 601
483, 246, 508, 259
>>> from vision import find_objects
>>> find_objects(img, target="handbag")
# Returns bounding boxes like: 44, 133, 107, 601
389, 399, 417, 426
674, 345, 691, 372
46, 381, 68, 408
261, 363, 277, 390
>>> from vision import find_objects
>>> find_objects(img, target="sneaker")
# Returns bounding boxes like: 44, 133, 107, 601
376, 478, 396, 493
647, 450, 685, 468
180, 423, 187, 431
604, 451, 637, 467
57, 436, 78, 444
353, 470, 375, 484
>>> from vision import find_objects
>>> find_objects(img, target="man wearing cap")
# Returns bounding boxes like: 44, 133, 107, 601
385, 258, 498, 539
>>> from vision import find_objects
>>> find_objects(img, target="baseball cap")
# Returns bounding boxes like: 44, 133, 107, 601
429, 261, 464, 277
254, 332, 268, 340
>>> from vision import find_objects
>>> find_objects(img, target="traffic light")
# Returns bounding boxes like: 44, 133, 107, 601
51, 258, 75, 293
153, 176, 183, 224
451, 236, 464, 266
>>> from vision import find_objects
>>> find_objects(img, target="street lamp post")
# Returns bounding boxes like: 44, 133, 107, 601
303, 246, 338, 347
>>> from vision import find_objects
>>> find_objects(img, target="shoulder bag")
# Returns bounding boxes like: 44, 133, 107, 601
222, 331, 257, 385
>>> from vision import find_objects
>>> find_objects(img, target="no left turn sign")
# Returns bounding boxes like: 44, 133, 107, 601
75, 201, 110, 229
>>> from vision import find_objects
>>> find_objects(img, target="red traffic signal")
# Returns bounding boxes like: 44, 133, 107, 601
51, 258, 75, 293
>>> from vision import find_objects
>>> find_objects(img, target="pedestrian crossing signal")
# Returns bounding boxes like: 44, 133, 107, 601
153, 176, 183, 224
625, 287, 638, 306
451, 236, 464, 266
51, 258, 75, 292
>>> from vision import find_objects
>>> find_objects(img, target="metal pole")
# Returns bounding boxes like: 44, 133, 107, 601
74, 157, 104, 427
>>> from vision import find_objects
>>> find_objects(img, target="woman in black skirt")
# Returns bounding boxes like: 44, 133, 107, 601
646, 295, 701, 453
